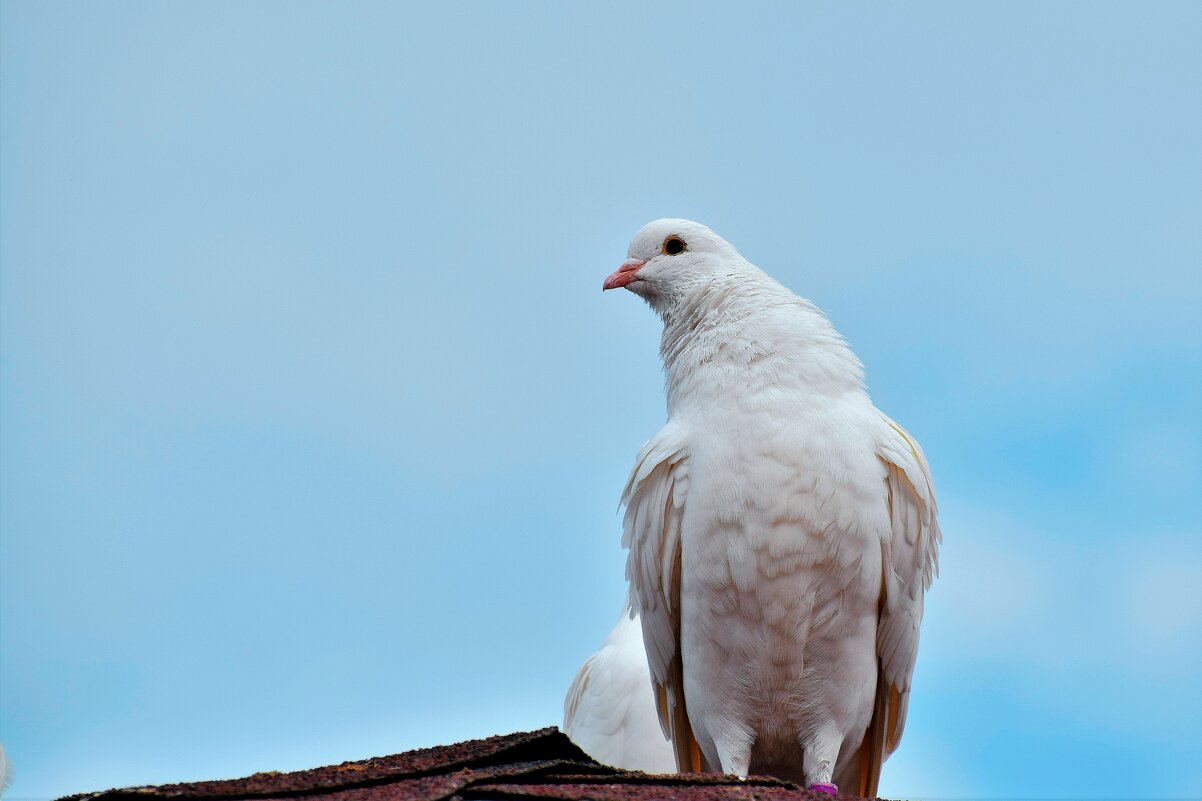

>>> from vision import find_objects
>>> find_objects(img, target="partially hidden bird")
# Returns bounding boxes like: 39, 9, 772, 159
602, 219, 941, 796
563, 603, 677, 774
0, 741, 9, 798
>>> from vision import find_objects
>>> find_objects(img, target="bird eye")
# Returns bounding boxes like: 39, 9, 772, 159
663, 236, 686, 255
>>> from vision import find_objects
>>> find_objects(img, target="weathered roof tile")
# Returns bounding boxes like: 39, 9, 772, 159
56, 729, 875, 801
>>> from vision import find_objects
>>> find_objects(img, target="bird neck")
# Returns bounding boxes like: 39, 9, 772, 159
658, 280, 866, 415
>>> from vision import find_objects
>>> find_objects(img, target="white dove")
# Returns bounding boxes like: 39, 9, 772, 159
563, 604, 677, 773
603, 219, 941, 796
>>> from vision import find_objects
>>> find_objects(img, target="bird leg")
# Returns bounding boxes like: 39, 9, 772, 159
802, 728, 842, 791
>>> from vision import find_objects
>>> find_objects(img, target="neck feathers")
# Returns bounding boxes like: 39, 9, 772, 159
658, 278, 865, 414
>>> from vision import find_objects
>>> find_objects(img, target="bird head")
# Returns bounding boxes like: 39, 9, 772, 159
603, 219, 748, 315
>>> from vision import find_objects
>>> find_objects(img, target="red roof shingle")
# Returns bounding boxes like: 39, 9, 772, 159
57, 728, 879, 801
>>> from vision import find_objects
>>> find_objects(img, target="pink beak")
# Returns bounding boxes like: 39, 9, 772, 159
603, 258, 647, 291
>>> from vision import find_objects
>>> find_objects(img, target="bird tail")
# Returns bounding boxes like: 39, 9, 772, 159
656, 679, 704, 773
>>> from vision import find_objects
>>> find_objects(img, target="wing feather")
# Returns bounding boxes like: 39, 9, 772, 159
856, 416, 942, 796
620, 422, 698, 771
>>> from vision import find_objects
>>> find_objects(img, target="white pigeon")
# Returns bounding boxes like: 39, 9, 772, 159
603, 219, 941, 796
563, 604, 678, 773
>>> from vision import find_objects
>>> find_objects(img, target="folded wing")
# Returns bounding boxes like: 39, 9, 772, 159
851, 417, 942, 797
620, 422, 700, 772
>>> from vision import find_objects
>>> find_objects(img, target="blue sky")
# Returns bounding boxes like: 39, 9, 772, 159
2, 2, 1200, 798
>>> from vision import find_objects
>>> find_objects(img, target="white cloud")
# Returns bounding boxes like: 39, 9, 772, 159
922, 497, 1202, 680
1125, 550, 1202, 651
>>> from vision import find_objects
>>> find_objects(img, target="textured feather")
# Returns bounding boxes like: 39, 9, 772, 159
841, 414, 942, 797
620, 422, 700, 770
875, 417, 942, 758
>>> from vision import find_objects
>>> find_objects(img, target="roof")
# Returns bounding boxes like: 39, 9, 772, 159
56, 728, 881, 801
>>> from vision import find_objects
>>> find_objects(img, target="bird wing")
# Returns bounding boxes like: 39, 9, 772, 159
562, 609, 676, 773
853, 415, 942, 797
563, 647, 625, 754
620, 421, 700, 773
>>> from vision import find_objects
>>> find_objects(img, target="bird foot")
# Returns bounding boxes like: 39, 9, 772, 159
807, 783, 838, 795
